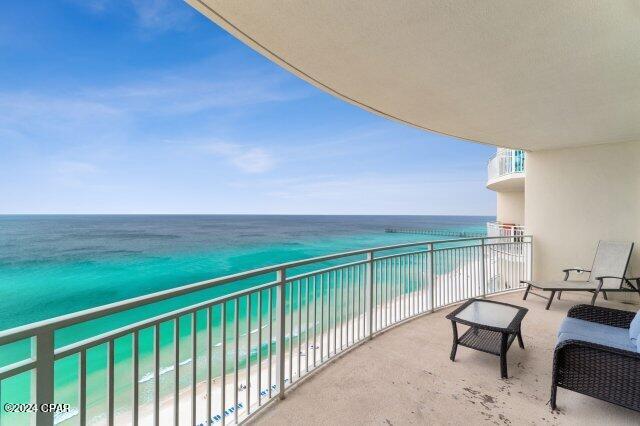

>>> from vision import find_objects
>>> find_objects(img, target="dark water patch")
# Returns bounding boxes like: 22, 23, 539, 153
0, 257, 99, 269
0, 249, 144, 268
65, 232, 181, 240
279, 241, 304, 247
59, 245, 106, 253
98, 249, 143, 256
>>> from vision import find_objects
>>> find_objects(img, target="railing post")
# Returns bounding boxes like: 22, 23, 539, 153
367, 251, 374, 339
33, 330, 55, 426
276, 268, 286, 400
428, 243, 435, 312
528, 236, 533, 282
480, 239, 487, 298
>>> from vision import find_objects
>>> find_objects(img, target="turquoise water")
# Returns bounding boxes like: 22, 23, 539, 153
0, 215, 491, 425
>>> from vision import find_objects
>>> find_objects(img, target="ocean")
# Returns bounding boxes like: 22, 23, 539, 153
0, 215, 492, 425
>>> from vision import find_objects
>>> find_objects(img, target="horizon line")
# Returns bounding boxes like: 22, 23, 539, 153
0, 213, 497, 217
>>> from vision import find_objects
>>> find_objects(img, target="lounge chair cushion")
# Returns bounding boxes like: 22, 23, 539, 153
557, 317, 637, 352
629, 311, 640, 342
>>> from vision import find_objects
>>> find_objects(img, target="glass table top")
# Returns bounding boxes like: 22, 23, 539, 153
453, 301, 521, 329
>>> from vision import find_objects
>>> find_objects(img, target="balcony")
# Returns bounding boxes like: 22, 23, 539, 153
2, 235, 637, 425
487, 149, 526, 191
0, 236, 532, 425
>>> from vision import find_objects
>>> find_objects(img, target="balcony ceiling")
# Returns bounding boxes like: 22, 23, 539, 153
188, 1, 640, 151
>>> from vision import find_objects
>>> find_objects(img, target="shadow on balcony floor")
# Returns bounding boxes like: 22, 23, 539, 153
252, 291, 638, 425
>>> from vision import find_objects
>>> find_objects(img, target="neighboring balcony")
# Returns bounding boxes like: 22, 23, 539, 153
486, 222, 526, 256
486, 221, 525, 238
487, 149, 525, 191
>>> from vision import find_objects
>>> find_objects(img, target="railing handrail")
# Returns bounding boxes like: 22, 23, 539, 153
0, 235, 530, 344
487, 221, 525, 229
53, 279, 281, 361
486, 148, 525, 165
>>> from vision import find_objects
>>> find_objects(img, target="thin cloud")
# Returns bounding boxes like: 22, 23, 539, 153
50, 160, 101, 188
85, 73, 305, 115
55, 161, 99, 175
201, 142, 276, 174
248, 173, 491, 215
69, 0, 109, 13
68, 0, 196, 33
129, 0, 195, 32
0, 92, 125, 145
0, 57, 307, 145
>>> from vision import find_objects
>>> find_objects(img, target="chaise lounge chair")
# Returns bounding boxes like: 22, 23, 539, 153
551, 304, 640, 411
521, 241, 638, 310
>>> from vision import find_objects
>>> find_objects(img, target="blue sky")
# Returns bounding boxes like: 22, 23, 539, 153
0, 1, 496, 215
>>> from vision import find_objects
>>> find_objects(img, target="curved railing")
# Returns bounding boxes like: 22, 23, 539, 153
0, 236, 532, 425
487, 149, 526, 183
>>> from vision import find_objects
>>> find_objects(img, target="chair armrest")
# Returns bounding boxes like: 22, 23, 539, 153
606, 276, 640, 283
562, 268, 590, 273
595, 275, 626, 281
562, 268, 590, 281
555, 338, 640, 360
594, 276, 640, 288
567, 304, 635, 328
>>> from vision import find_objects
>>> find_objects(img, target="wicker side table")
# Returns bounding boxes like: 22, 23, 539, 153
446, 298, 528, 378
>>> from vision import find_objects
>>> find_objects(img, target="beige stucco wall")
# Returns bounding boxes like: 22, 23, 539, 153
525, 141, 640, 302
497, 191, 525, 225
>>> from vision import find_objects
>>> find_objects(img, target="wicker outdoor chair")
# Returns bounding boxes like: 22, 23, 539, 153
551, 304, 640, 412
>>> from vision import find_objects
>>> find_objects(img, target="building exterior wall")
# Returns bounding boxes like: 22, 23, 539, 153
525, 141, 640, 302
497, 191, 525, 225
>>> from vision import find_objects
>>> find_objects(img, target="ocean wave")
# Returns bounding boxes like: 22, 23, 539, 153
240, 326, 265, 337
138, 358, 192, 383
54, 408, 79, 424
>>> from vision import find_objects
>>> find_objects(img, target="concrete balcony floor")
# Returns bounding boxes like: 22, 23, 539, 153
252, 291, 638, 425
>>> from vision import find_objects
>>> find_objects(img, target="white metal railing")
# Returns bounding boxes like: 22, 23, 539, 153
0, 236, 532, 426
486, 222, 526, 256
486, 221, 525, 238
487, 149, 526, 182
